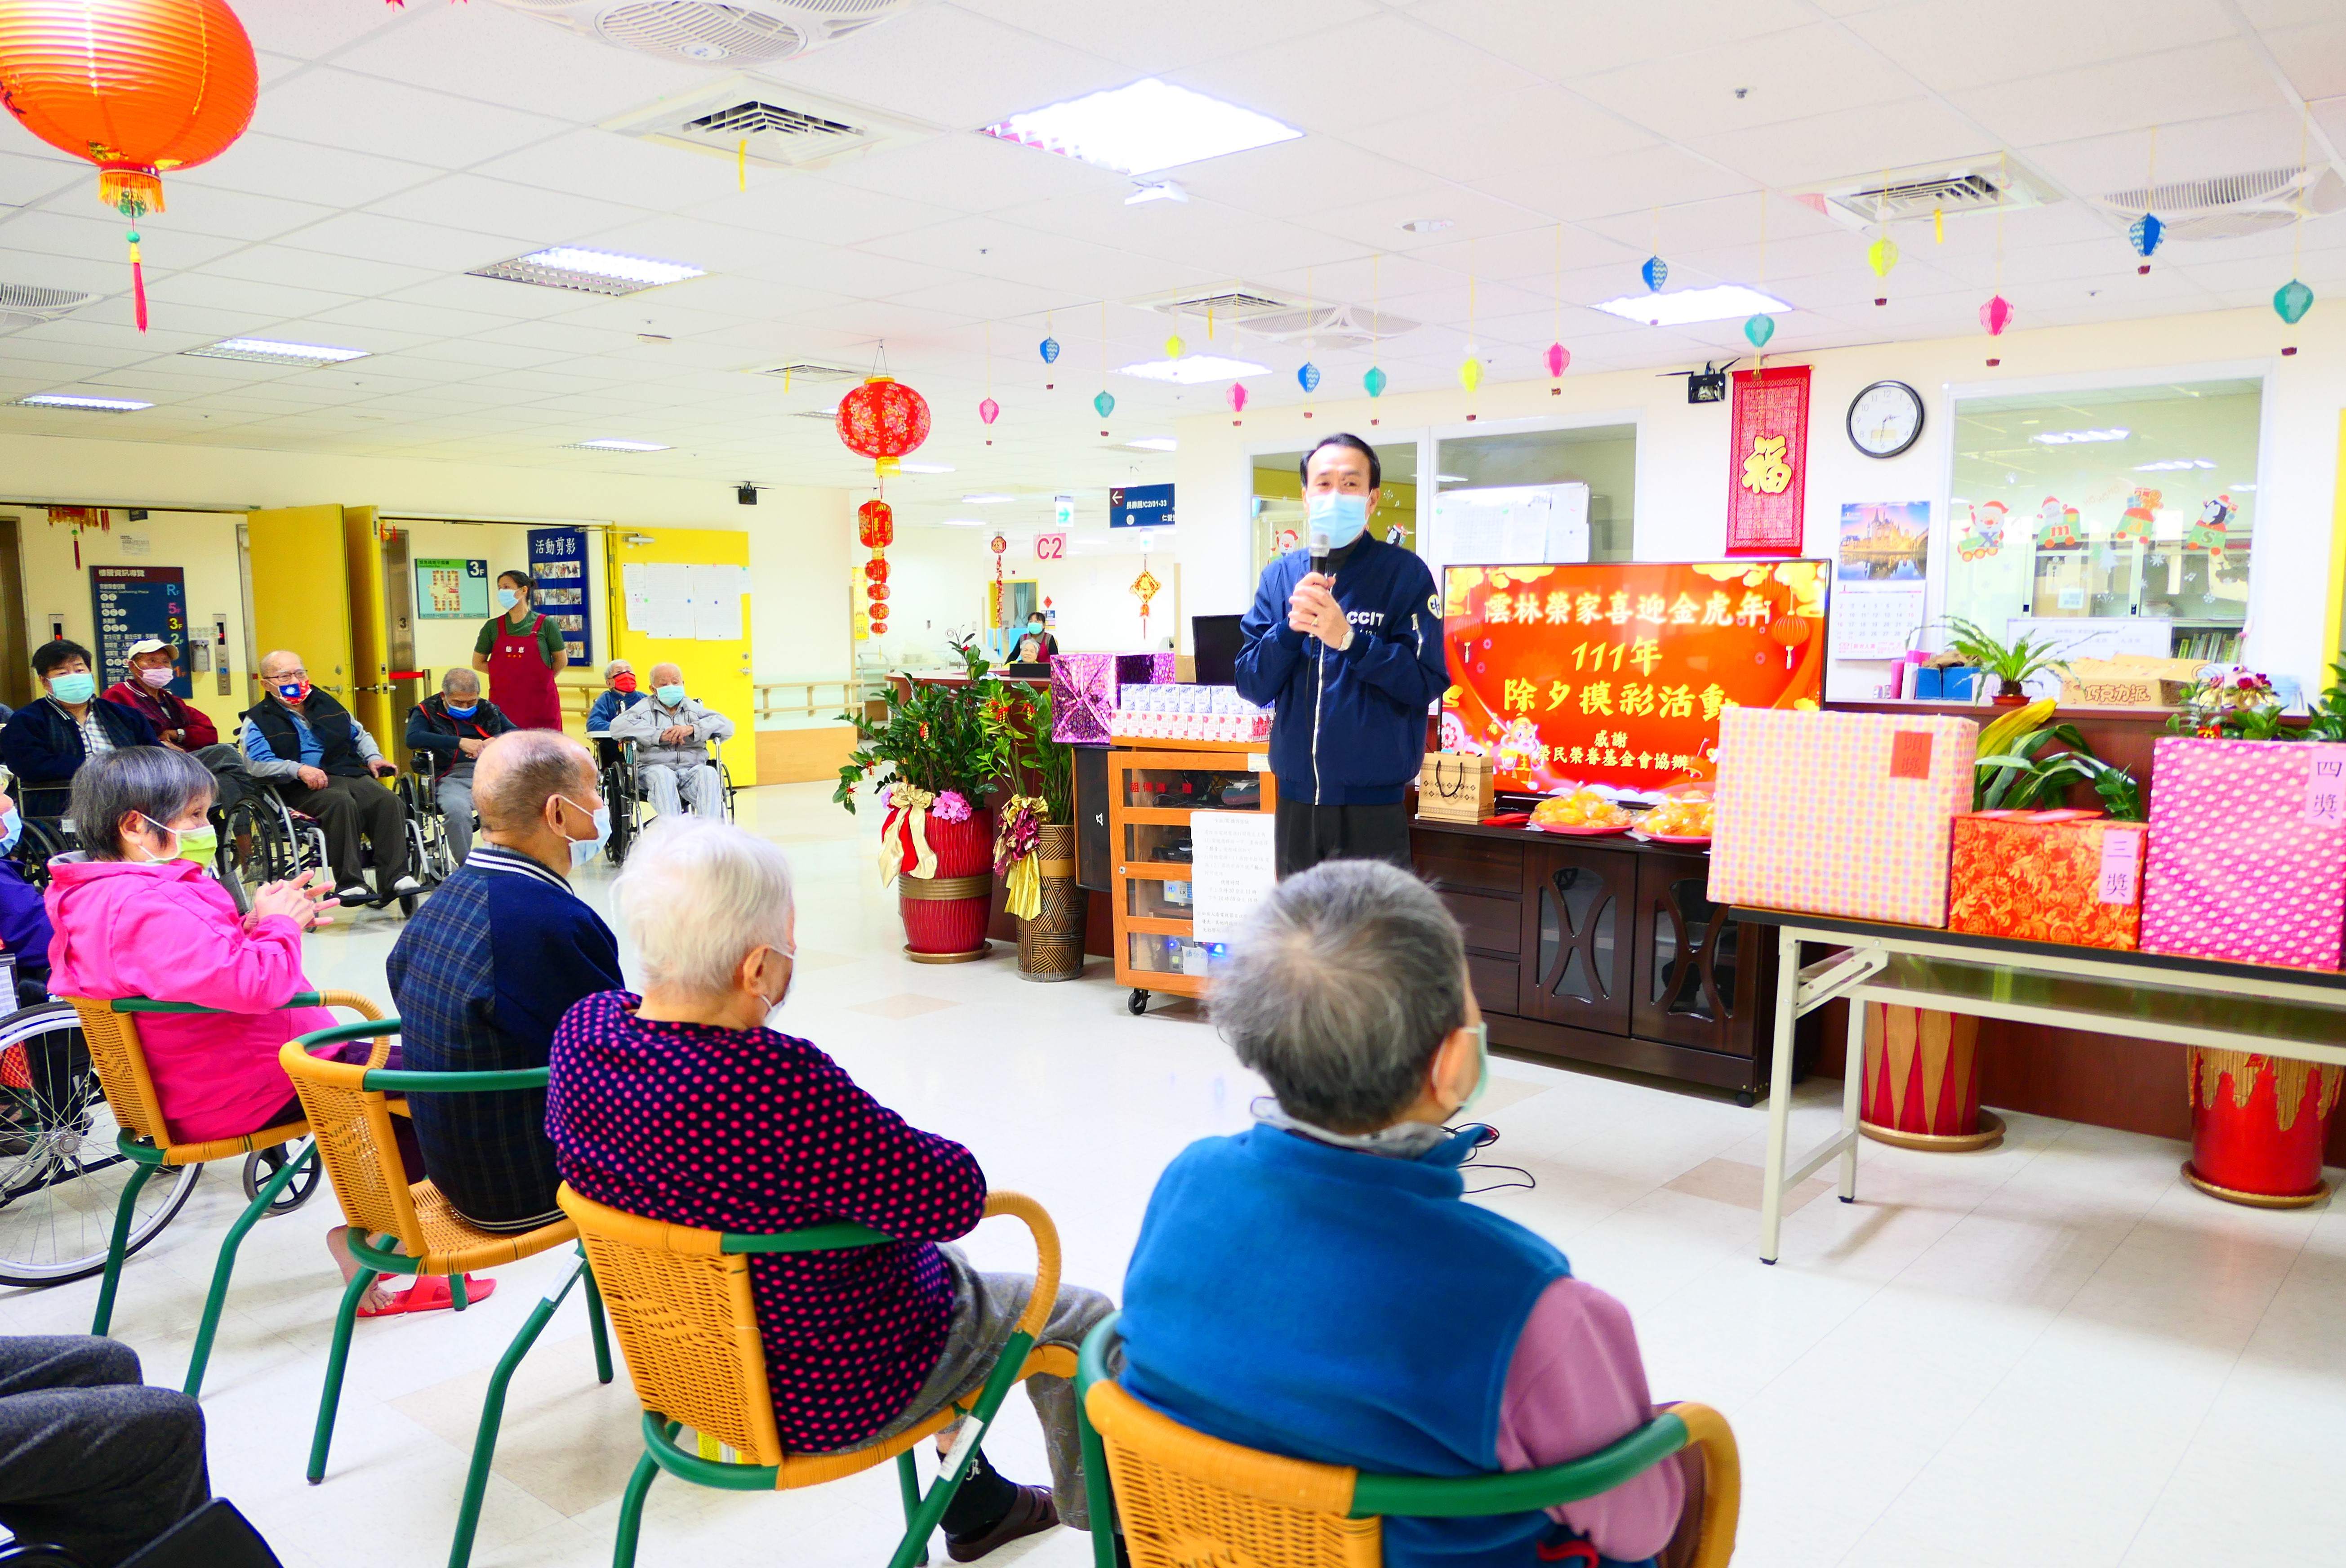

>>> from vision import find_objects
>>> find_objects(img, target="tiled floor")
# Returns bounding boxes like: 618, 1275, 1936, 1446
12, 781, 2343, 1567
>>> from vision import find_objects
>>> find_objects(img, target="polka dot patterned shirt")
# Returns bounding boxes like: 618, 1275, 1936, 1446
548, 990, 987, 1451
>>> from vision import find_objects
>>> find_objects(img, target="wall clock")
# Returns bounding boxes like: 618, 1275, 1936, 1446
1847, 379, 1924, 459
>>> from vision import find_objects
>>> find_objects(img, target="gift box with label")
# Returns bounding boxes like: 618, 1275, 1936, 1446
1708, 709, 1977, 926
1051, 653, 1174, 745
1947, 810, 2149, 950
2140, 737, 2346, 970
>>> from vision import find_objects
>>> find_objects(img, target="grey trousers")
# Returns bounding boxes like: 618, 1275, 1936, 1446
436, 772, 476, 863
861, 1245, 1115, 1530
640, 760, 725, 817
0, 1336, 209, 1567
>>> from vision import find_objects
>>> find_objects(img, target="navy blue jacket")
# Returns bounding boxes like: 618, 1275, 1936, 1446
0, 697, 160, 794
1235, 535, 1446, 805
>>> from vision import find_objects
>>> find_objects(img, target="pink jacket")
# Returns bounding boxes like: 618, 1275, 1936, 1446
45, 858, 332, 1146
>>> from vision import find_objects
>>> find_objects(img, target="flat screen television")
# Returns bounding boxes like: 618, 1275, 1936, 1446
1191, 613, 1244, 686
1440, 560, 1829, 796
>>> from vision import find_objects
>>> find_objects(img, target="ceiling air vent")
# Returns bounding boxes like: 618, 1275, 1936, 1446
1790, 157, 2061, 231
2094, 165, 2346, 241
602, 75, 931, 171
1243, 303, 1418, 347
485, 0, 916, 67
1138, 286, 1296, 320
790, 405, 843, 420
748, 361, 861, 383
0, 284, 93, 328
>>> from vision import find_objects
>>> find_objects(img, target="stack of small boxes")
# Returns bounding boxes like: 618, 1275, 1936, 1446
1112, 685, 1273, 744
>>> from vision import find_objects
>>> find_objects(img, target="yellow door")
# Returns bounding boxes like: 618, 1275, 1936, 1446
341, 507, 396, 765
243, 505, 354, 710
605, 527, 757, 785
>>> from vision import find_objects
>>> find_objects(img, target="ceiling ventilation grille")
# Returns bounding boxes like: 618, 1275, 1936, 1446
0, 284, 93, 327
750, 362, 860, 382
486, 0, 914, 67
1151, 288, 1294, 317
602, 75, 931, 170
790, 405, 843, 420
2094, 165, 2345, 240
1790, 157, 2061, 230
1244, 303, 1418, 346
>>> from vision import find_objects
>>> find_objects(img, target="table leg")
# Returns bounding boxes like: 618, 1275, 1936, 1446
1839, 996, 1866, 1203
1758, 932, 1803, 1265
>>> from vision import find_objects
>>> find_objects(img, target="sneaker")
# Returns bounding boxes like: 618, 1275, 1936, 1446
389, 875, 424, 895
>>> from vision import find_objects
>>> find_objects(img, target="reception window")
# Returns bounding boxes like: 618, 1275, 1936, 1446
1945, 378, 2261, 663
1433, 423, 1638, 564
1250, 440, 1419, 573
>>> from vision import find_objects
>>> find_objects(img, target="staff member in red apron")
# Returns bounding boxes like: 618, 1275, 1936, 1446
472, 569, 567, 732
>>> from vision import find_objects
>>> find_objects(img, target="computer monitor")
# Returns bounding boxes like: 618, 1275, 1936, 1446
1192, 613, 1243, 686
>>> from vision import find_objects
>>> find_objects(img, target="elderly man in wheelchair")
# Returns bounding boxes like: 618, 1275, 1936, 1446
605, 663, 732, 821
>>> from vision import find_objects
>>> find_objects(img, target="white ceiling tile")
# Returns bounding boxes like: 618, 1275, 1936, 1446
276, 212, 515, 273
366, 175, 651, 245
1351, 87, 1656, 196
2023, 107, 2314, 205
950, 0, 1380, 73
0, 209, 245, 272
231, 0, 412, 61
1405, 0, 1818, 81
1572, 25, 1926, 140
175, 133, 440, 208
1482, 143, 1757, 227
1686, 98, 1996, 190
202, 244, 444, 299
471, 130, 753, 211
326, 2, 722, 123
683, 176, 962, 249
0, 148, 90, 209
2268, 19, 2346, 102
383, 273, 610, 321
249, 69, 571, 169
757, 7, 1131, 130
1172, 14, 1540, 138
819, 132, 1118, 214
1844, 0, 2239, 94
1952, 42, 2282, 149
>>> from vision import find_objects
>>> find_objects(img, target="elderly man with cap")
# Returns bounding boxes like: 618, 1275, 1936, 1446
405, 668, 515, 866
388, 730, 620, 1235
101, 637, 261, 817
607, 662, 731, 818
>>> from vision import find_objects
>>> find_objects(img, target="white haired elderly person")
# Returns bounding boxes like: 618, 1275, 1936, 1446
1117, 859, 1701, 1568
547, 816, 1113, 1559
605, 663, 730, 818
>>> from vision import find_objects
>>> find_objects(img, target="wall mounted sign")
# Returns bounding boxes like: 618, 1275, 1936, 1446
415, 557, 488, 619
1035, 531, 1069, 561
1109, 482, 1175, 528
527, 526, 593, 667
90, 563, 190, 695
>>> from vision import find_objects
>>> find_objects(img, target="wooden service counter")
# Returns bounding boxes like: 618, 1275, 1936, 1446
1410, 819, 1780, 1101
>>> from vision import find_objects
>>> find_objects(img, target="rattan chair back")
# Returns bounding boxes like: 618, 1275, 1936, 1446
280, 1030, 426, 1250
62, 999, 170, 1145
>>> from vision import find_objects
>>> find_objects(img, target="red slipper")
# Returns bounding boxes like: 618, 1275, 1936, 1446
356, 1274, 496, 1319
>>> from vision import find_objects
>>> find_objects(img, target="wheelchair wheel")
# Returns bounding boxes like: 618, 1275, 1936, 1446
0, 1002, 202, 1287
8, 817, 72, 892
240, 1138, 320, 1216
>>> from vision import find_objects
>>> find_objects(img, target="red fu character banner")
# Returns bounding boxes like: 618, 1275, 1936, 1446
1440, 561, 1829, 795
1726, 364, 1811, 556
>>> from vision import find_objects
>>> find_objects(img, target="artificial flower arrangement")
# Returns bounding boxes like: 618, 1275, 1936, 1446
2169, 668, 2290, 741
984, 678, 1077, 921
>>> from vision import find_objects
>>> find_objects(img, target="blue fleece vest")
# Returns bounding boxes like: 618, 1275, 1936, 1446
1122, 1127, 1571, 1568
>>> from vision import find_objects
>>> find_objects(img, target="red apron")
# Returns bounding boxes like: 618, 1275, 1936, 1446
487, 612, 564, 731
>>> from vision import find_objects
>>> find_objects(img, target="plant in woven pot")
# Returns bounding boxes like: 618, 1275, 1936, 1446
836, 649, 1010, 963
988, 680, 1085, 981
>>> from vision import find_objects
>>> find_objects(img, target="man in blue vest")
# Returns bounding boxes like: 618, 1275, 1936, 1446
1120, 861, 1697, 1568
240, 648, 418, 907
1236, 434, 1446, 877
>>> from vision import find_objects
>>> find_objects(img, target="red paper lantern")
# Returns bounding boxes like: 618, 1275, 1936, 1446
866, 581, 889, 602
868, 604, 890, 627
0, 0, 259, 331
836, 374, 931, 477
864, 556, 890, 585
856, 499, 895, 550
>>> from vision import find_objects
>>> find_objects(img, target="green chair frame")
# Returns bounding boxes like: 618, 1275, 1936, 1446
89, 994, 338, 1399
608, 1217, 1035, 1568
287, 1018, 614, 1568
1074, 1312, 1737, 1568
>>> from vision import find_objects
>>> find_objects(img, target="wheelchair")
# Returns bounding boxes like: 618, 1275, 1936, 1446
400, 750, 463, 888
221, 771, 435, 917
605, 736, 734, 859
3, 779, 77, 892
589, 735, 639, 868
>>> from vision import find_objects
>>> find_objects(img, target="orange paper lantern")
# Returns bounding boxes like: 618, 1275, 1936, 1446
0, 0, 259, 331
836, 375, 931, 477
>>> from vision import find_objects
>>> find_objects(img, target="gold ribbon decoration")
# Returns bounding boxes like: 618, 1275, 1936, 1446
878, 783, 939, 887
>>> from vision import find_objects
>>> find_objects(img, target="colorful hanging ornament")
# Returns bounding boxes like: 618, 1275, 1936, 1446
1363, 365, 1387, 398
2129, 213, 2163, 274
2274, 278, 2314, 325
1296, 361, 1320, 393
0, 0, 260, 333
1131, 562, 1161, 638
978, 396, 999, 427
1093, 389, 1114, 419
1038, 336, 1059, 363
856, 498, 895, 550
1163, 333, 1184, 359
836, 375, 931, 477
1545, 343, 1570, 379
1933, 207, 1945, 244
1458, 356, 1482, 392
1980, 294, 2014, 336
1743, 314, 1775, 348
1641, 255, 1667, 292
1867, 234, 1897, 306
1227, 381, 1247, 423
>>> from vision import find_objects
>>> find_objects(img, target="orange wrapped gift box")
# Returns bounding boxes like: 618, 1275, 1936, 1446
1946, 810, 2149, 950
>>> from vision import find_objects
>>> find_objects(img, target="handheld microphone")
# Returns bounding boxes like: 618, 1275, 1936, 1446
1309, 529, 1330, 578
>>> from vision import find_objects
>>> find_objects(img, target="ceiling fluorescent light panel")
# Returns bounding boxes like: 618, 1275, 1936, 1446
470, 247, 704, 296
1591, 285, 1790, 327
1117, 354, 1269, 384
983, 79, 1300, 175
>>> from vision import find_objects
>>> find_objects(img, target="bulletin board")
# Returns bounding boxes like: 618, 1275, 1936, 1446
1441, 560, 1828, 793
415, 557, 488, 619
89, 564, 191, 696
528, 526, 593, 667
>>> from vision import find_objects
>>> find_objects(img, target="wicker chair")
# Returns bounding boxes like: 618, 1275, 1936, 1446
279, 1020, 611, 1568
63, 990, 381, 1399
557, 1182, 1079, 1568
1074, 1314, 1741, 1568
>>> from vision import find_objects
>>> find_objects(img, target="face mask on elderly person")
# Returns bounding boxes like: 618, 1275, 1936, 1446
654, 682, 686, 707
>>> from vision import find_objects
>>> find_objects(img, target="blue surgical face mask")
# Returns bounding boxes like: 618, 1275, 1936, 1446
553, 794, 609, 867
48, 672, 96, 705
497, 588, 520, 613
444, 701, 477, 718
1306, 491, 1370, 550
655, 683, 686, 707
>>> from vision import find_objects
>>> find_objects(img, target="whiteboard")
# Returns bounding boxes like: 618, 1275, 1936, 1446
1189, 811, 1278, 945
1424, 483, 1591, 582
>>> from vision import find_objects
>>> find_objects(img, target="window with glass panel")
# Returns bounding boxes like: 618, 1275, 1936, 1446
1435, 424, 1638, 564
1946, 378, 2260, 663
1249, 440, 1419, 572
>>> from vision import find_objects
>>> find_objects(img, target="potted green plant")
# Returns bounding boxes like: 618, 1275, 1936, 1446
986, 681, 1085, 981
1938, 617, 2069, 706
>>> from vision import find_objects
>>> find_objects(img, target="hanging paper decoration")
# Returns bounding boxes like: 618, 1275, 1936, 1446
1227, 382, 1247, 420
1296, 361, 1320, 393
858, 499, 893, 635
1363, 365, 1387, 398
2129, 213, 2163, 274
1743, 314, 1775, 348
1933, 208, 1945, 244
2275, 278, 2314, 325
1163, 334, 1184, 359
1545, 343, 1570, 379
1866, 237, 1899, 277
1642, 255, 1668, 291
1130, 563, 1162, 637
1038, 336, 1059, 363
1458, 356, 1482, 392
978, 396, 999, 426
0, 0, 260, 333
1093, 390, 1114, 418
836, 375, 931, 478
1979, 294, 2014, 336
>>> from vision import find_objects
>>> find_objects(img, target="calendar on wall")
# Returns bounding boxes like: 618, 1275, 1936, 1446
1829, 581, 1928, 661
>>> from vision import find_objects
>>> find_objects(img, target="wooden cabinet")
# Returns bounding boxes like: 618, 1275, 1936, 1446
1412, 821, 1779, 1100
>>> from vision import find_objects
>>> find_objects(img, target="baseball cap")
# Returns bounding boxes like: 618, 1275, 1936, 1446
125, 637, 175, 658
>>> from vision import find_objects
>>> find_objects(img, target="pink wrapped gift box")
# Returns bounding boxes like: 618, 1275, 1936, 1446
1051, 653, 1174, 745
1707, 709, 1977, 927
2141, 737, 2346, 970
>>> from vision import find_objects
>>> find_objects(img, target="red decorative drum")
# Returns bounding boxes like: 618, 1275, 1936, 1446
899, 807, 995, 962
2185, 1049, 2340, 1207
1858, 1003, 2004, 1152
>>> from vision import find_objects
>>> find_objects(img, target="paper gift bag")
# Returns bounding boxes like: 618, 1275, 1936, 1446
1051, 653, 1173, 745
2141, 737, 2346, 970
1417, 752, 1494, 823
1708, 709, 1977, 926
1948, 810, 2148, 950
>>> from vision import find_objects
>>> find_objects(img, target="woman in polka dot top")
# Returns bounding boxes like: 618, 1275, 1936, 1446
548, 816, 1115, 1561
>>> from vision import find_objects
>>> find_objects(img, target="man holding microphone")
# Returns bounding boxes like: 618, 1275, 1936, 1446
1237, 434, 1447, 877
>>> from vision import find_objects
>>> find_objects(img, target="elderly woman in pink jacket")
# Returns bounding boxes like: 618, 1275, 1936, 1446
45, 747, 481, 1316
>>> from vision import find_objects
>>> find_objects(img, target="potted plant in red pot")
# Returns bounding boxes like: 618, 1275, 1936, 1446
836, 646, 1010, 963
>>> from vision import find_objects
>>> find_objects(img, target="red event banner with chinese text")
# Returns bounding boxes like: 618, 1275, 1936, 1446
1726, 364, 1810, 556
1440, 561, 1829, 795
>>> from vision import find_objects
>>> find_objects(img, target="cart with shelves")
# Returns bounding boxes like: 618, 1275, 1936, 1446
1108, 739, 1278, 1014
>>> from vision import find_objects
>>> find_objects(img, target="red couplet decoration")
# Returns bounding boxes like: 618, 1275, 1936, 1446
2186, 1049, 2341, 1205
856, 499, 895, 549
1725, 365, 1811, 556
837, 374, 931, 477
0, 0, 259, 331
